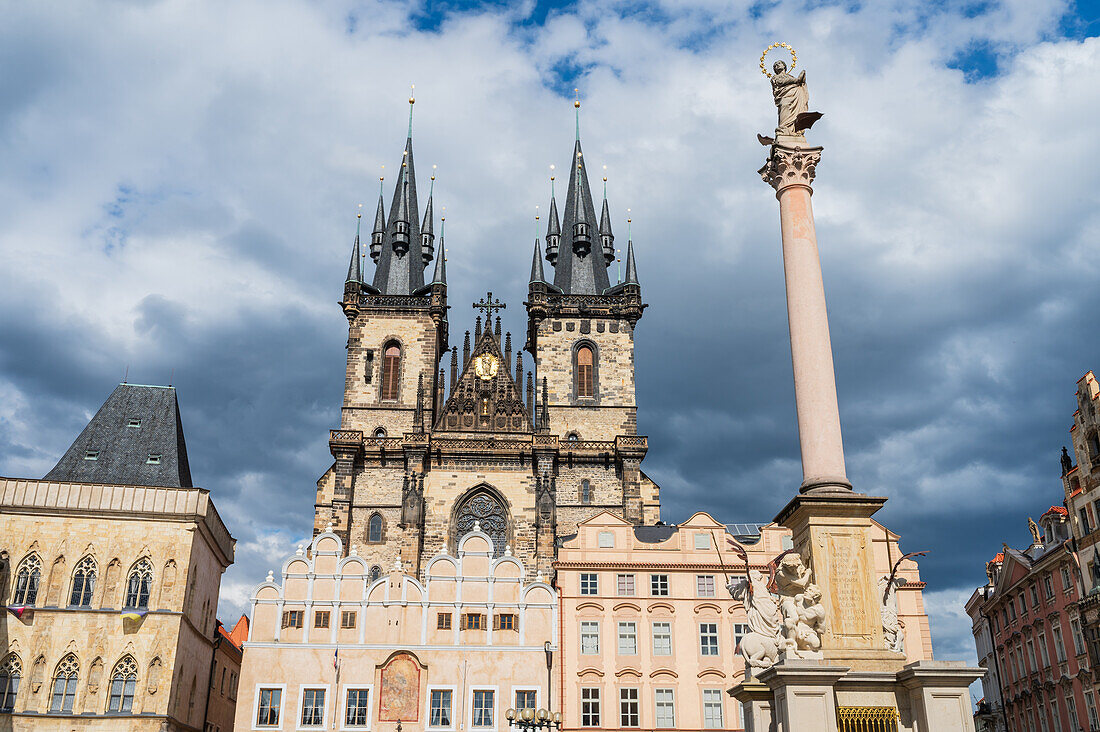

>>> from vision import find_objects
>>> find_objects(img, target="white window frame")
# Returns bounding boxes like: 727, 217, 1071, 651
252, 683, 287, 730
296, 684, 330, 730
696, 575, 716, 598
580, 573, 599, 595
425, 684, 457, 731
581, 621, 600, 655
699, 622, 720, 656
618, 621, 638, 655
650, 574, 669, 596
654, 688, 675, 729
702, 688, 724, 729
468, 685, 499, 732
694, 533, 710, 550
616, 574, 635, 596
339, 684, 375, 731
619, 687, 640, 728
580, 687, 601, 728
510, 686, 541, 714
652, 621, 672, 656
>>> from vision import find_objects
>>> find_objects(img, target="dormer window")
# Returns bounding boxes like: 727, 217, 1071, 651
127, 418, 141, 428
83, 450, 99, 461
146, 454, 161, 465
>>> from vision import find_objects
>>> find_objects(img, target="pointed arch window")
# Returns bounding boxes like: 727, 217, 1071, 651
0, 654, 20, 713
107, 656, 138, 713
367, 514, 385, 544
49, 654, 79, 713
454, 489, 510, 557
13, 553, 41, 606
381, 343, 401, 401
70, 556, 97, 607
575, 344, 596, 400
125, 559, 153, 610
581, 480, 593, 505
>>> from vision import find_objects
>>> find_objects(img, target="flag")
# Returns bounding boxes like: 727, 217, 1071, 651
121, 609, 147, 622
6, 606, 29, 619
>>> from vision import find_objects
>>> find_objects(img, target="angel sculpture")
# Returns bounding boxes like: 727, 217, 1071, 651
729, 570, 782, 674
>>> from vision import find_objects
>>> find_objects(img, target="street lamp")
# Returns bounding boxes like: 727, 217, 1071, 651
505, 707, 562, 730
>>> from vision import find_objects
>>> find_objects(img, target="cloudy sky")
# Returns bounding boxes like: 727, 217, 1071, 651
4, 0, 1100, 674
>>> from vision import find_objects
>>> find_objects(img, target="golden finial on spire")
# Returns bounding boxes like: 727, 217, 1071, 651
574, 88, 580, 109
409, 83, 415, 105
431, 164, 437, 182
550, 164, 555, 182
357, 203, 363, 219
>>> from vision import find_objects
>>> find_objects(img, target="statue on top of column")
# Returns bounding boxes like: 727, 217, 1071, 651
757, 43, 823, 146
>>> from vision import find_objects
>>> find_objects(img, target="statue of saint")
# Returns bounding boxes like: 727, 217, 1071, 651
1028, 517, 1042, 545
771, 60, 809, 137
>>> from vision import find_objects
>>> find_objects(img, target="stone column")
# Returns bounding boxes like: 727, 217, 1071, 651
758, 660, 848, 732
761, 143, 850, 494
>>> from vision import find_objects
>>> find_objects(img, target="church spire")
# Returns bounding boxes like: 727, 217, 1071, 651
550, 131, 609, 294
421, 168, 436, 267
431, 215, 447, 285
370, 95, 425, 295
545, 172, 561, 266
599, 174, 615, 266
624, 238, 638, 285
346, 207, 363, 284
530, 238, 546, 284
370, 183, 386, 263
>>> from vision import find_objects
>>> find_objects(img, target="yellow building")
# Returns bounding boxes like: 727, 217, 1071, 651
0, 383, 235, 731
554, 511, 932, 731
235, 528, 557, 731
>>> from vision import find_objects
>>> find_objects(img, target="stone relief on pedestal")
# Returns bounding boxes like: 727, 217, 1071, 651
728, 551, 827, 676
878, 575, 905, 654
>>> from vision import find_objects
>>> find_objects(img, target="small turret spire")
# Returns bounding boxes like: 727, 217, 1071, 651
346, 206, 363, 284
431, 212, 447, 285
545, 169, 561, 266
624, 237, 638, 285
599, 169, 614, 266
421, 167, 436, 266
571, 149, 592, 257
370, 184, 386, 263
530, 239, 546, 284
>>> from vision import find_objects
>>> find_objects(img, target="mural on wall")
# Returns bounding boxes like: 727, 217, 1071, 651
379, 652, 421, 721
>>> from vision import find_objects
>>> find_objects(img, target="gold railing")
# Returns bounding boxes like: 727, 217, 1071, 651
837, 706, 899, 732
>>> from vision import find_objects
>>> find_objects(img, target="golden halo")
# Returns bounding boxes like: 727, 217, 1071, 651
760, 42, 797, 78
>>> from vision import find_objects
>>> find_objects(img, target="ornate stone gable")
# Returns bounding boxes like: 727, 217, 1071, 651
435, 327, 531, 433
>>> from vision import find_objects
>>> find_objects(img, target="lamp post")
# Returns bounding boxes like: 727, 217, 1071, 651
543, 640, 553, 709
505, 707, 562, 731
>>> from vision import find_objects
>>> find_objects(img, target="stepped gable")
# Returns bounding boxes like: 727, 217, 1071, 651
435, 325, 531, 433
45, 383, 193, 488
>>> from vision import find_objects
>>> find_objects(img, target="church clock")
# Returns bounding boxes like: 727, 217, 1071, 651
474, 354, 499, 380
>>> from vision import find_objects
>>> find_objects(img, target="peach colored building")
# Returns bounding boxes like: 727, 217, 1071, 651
554, 512, 932, 732
235, 527, 558, 731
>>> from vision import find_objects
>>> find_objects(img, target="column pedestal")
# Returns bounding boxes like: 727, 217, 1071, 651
897, 662, 985, 731
760, 660, 848, 732
729, 680, 776, 732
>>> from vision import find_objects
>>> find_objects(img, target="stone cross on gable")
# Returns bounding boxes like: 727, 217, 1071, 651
473, 292, 506, 320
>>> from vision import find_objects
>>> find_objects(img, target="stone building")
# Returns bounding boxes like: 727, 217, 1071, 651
965, 508, 1097, 732
234, 528, 556, 731
313, 99, 657, 581
555, 511, 932, 732
204, 615, 247, 732
0, 383, 235, 731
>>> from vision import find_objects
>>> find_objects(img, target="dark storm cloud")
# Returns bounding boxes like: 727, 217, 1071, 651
1, 0, 1097, 665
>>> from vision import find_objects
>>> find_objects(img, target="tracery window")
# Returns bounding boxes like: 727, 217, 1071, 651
367, 514, 384, 544
70, 556, 97, 607
374, 427, 387, 438
454, 489, 509, 557
49, 654, 79, 713
381, 343, 401, 401
13, 553, 41, 606
0, 654, 20, 713
107, 656, 138, 713
125, 558, 153, 609
576, 345, 595, 399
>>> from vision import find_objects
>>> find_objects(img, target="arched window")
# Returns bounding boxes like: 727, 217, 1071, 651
107, 656, 138, 713
454, 489, 509, 557
70, 556, 97, 607
566, 432, 579, 442
374, 427, 387, 438
369, 565, 382, 583
381, 343, 401, 401
125, 559, 153, 610
367, 514, 384, 544
49, 654, 79, 713
0, 654, 20, 713
13, 554, 41, 606
581, 480, 592, 505
576, 345, 595, 399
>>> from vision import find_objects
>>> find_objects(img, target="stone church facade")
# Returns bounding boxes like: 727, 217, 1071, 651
313, 104, 660, 580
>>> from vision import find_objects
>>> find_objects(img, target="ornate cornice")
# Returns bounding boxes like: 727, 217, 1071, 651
759, 144, 822, 193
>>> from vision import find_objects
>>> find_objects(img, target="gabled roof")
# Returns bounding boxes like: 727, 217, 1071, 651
435, 327, 531, 433
45, 383, 193, 488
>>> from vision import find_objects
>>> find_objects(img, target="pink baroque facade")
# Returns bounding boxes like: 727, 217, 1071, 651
966, 508, 1097, 732
554, 511, 932, 732
235, 527, 558, 731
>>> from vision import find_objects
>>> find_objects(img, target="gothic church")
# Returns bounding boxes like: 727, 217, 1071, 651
313, 100, 660, 579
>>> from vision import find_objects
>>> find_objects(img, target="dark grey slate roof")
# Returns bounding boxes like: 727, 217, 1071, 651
44, 384, 193, 488
345, 220, 362, 284
634, 524, 678, 543
371, 134, 427, 295
550, 139, 612, 295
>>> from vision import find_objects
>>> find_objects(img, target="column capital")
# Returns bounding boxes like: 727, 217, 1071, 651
760, 143, 823, 193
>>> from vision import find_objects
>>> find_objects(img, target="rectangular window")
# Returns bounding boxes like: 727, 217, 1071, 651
598, 531, 615, 548
430, 689, 453, 729
696, 575, 716, 597
300, 688, 326, 727
581, 621, 600, 655
618, 622, 638, 655
1086, 691, 1099, 730
1031, 585, 1040, 608
282, 610, 303, 629
1065, 692, 1078, 732
655, 688, 675, 729
1045, 575, 1055, 599
345, 688, 371, 728
314, 611, 330, 628
515, 690, 537, 711
1020, 594, 1028, 616
652, 622, 672, 656
1038, 632, 1050, 668
127, 418, 141, 428
472, 689, 495, 728
463, 613, 486, 630
581, 688, 600, 727
733, 623, 748, 649
50, 676, 77, 713
1071, 619, 1086, 655
1062, 566, 1073, 593
694, 533, 710, 550
364, 350, 374, 384
581, 573, 599, 595
84, 450, 99, 461
703, 689, 724, 729
617, 574, 635, 596
619, 688, 640, 728
1026, 639, 1037, 673
146, 453, 162, 464
494, 614, 516, 631
341, 611, 357, 629
650, 574, 669, 596
699, 623, 719, 656
1054, 625, 1068, 662
256, 688, 282, 727
437, 612, 452, 630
